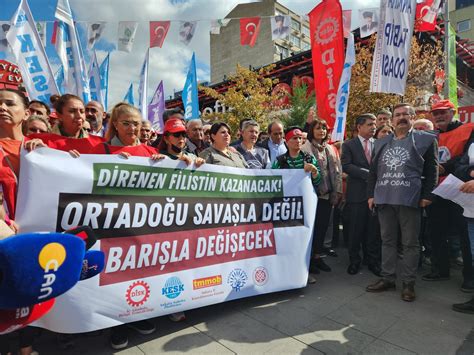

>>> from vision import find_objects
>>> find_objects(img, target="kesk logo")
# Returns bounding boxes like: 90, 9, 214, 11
125, 280, 150, 307
253, 266, 269, 286
227, 269, 248, 292
193, 275, 222, 290
162, 276, 184, 299
37, 242, 67, 300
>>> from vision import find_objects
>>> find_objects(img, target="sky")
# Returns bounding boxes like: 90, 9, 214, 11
0, 0, 379, 109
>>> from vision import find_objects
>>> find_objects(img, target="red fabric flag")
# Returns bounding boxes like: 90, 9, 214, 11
415, 0, 439, 32
309, 0, 345, 129
342, 10, 352, 38
240, 17, 261, 47
150, 21, 170, 48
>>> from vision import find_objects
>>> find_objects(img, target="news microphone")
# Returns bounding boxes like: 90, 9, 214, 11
63, 225, 98, 250
0, 232, 85, 309
0, 298, 55, 335
80, 250, 105, 280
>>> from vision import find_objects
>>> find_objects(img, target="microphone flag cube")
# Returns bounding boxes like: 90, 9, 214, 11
0, 233, 85, 309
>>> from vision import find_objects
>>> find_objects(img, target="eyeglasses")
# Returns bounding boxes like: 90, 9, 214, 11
170, 132, 186, 138
84, 128, 92, 132
118, 121, 140, 128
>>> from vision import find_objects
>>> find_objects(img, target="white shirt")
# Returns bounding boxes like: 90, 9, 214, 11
268, 139, 287, 164
358, 135, 374, 158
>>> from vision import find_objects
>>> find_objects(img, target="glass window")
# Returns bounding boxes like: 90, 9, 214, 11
275, 45, 289, 59
290, 34, 300, 47
291, 18, 300, 31
302, 26, 310, 37
302, 42, 310, 50
457, 19, 471, 32
456, 0, 472, 9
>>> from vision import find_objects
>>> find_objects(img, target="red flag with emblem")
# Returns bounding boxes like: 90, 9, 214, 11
240, 17, 261, 47
415, 0, 440, 32
309, 0, 344, 129
150, 21, 170, 48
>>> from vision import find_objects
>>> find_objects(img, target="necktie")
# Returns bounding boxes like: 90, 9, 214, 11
364, 139, 371, 163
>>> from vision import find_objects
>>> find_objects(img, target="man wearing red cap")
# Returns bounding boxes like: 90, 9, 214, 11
423, 100, 474, 292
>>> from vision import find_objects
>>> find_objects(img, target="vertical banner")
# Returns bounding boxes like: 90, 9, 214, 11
99, 53, 109, 110
309, 0, 344, 129
0, 22, 10, 53
138, 49, 149, 119
271, 15, 291, 40
210, 19, 230, 35
333, 33, 355, 142
54, 0, 90, 102
240, 17, 261, 47
88, 51, 103, 105
54, 65, 65, 95
148, 80, 165, 134
448, 24, 458, 112
182, 52, 199, 121
342, 10, 352, 38
359, 9, 379, 38
35, 21, 46, 47
117, 21, 138, 53
179, 21, 197, 45
150, 21, 170, 48
123, 83, 134, 105
87, 22, 105, 50
415, 0, 440, 32
370, 0, 416, 95
6, 0, 59, 102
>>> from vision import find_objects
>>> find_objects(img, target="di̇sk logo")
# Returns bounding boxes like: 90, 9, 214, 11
126, 280, 151, 307
314, 17, 339, 45
382, 146, 410, 171
162, 277, 184, 299
37, 242, 66, 300
228, 269, 248, 292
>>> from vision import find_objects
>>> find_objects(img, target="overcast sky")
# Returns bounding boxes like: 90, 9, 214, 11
0, 0, 379, 109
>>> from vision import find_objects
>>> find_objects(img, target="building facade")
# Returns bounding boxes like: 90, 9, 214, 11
210, 0, 310, 84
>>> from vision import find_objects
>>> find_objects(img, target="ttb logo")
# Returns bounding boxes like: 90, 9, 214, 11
227, 269, 248, 292
162, 277, 184, 299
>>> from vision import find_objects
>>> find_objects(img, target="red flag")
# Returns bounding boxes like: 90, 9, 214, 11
415, 0, 440, 32
309, 0, 344, 129
150, 21, 170, 48
342, 10, 352, 38
240, 17, 261, 47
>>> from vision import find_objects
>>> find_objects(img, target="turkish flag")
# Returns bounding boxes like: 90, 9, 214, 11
150, 21, 170, 48
240, 17, 261, 47
415, 0, 440, 32
309, 0, 344, 129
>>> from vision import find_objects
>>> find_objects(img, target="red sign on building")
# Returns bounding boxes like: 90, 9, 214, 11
0, 60, 23, 89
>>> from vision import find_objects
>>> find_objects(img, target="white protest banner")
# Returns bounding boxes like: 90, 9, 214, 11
16, 148, 317, 333
333, 33, 355, 142
6, 0, 59, 103
370, 0, 416, 95
118, 21, 138, 52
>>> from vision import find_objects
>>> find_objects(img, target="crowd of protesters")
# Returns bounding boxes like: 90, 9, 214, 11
0, 87, 473, 353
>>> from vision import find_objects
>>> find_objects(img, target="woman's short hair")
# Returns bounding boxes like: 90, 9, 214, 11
209, 122, 231, 142
307, 119, 329, 143
104, 102, 142, 142
23, 115, 52, 134
375, 124, 393, 139
55, 94, 83, 114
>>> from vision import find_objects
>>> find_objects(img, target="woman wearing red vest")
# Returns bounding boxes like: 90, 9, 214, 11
0, 88, 46, 355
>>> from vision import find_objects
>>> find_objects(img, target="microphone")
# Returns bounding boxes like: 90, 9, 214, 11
0, 232, 85, 309
63, 225, 98, 250
80, 250, 105, 280
0, 298, 55, 335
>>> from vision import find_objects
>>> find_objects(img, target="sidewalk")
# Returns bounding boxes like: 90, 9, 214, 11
31, 252, 474, 354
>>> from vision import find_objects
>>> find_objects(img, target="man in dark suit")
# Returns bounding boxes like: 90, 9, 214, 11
341, 114, 380, 276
